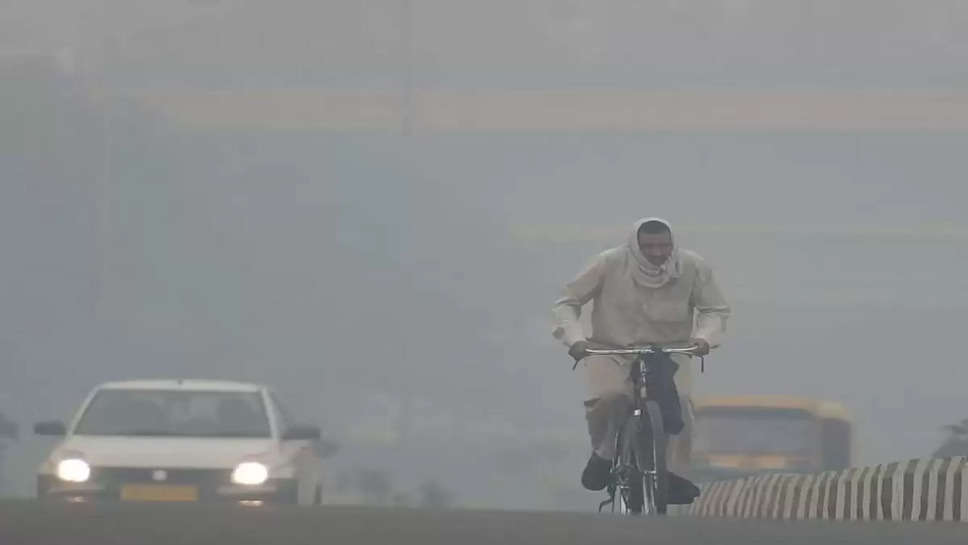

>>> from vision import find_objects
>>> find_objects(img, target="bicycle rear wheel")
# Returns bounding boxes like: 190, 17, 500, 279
639, 400, 669, 515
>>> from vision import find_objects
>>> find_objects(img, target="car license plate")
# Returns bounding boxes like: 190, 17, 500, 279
120, 484, 199, 502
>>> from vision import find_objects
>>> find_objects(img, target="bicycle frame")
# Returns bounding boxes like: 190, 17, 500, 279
585, 345, 697, 515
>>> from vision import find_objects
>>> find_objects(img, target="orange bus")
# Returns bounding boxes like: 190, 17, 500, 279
690, 395, 852, 479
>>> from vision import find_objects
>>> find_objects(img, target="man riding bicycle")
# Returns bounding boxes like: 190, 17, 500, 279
552, 218, 730, 503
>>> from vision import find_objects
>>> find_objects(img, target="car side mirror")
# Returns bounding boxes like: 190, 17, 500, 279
282, 425, 321, 441
33, 420, 67, 436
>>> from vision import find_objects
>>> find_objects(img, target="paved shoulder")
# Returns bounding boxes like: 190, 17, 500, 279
1, 501, 966, 545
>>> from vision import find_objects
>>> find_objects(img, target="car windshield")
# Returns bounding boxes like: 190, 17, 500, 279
694, 408, 816, 456
74, 389, 271, 438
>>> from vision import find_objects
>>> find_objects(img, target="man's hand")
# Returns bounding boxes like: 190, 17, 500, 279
690, 338, 710, 356
568, 340, 590, 363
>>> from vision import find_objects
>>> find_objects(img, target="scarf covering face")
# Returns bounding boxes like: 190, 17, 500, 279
627, 217, 682, 288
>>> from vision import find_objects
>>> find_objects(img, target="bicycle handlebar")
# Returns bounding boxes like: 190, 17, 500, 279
584, 345, 700, 356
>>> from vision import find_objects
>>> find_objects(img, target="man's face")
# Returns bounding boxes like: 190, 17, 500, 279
638, 231, 674, 266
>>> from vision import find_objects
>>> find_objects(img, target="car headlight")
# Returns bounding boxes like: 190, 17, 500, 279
56, 459, 91, 483
231, 462, 268, 486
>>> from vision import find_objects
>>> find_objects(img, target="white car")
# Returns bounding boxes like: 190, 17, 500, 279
34, 380, 330, 505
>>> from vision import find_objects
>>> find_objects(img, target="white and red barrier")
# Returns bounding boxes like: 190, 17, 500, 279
681, 457, 968, 521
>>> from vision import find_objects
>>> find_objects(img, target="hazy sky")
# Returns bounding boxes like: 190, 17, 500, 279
2, 2, 967, 508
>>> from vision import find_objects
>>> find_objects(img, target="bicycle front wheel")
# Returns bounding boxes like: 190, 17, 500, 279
638, 400, 669, 515
618, 415, 644, 515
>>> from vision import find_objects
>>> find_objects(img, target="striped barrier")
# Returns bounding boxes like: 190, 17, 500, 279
679, 457, 968, 521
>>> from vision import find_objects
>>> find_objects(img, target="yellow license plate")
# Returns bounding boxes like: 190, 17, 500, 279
120, 484, 199, 502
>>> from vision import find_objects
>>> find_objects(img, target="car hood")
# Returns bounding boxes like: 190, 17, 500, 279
47, 436, 279, 469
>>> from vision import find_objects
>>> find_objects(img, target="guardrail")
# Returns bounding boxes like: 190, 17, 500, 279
678, 457, 968, 521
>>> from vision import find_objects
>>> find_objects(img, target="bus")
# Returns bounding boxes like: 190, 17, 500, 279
689, 395, 852, 479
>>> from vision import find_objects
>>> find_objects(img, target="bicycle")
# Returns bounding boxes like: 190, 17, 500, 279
581, 345, 700, 516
